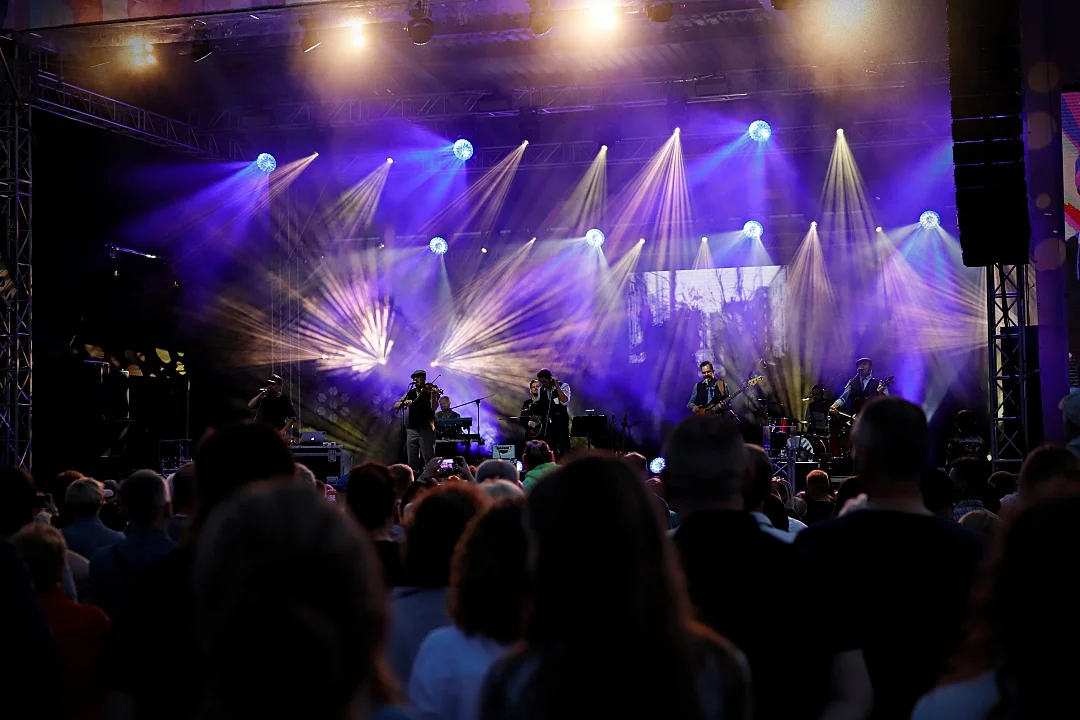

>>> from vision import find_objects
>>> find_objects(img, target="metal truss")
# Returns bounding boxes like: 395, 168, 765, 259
0, 44, 33, 468
270, 184, 303, 433
189, 59, 949, 131
987, 264, 1030, 470
32, 69, 245, 161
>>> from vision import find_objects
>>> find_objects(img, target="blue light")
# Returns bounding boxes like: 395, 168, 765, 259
919, 210, 941, 230
585, 228, 606, 247
453, 138, 474, 162
649, 457, 666, 474
429, 236, 448, 255
255, 153, 277, 174
743, 220, 764, 239
748, 120, 772, 143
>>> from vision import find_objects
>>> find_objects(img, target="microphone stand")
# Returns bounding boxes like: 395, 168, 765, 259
453, 394, 495, 458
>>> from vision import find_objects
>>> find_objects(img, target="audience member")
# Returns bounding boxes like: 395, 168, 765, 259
474, 459, 519, 484
478, 479, 525, 502
957, 509, 1001, 543
833, 474, 868, 516
345, 463, 405, 588
914, 495, 1080, 719
920, 469, 955, 519
49, 469, 86, 529
481, 454, 749, 720
743, 445, 794, 542
293, 462, 317, 487
665, 417, 871, 719
62, 478, 125, 559
1017, 444, 1080, 501
1060, 390, 1080, 460
770, 478, 808, 534
194, 484, 410, 720
410, 501, 529, 720
795, 397, 985, 719
950, 457, 993, 521
14, 522, 110, 720
520, 440, 558, 492
802, 469, 835, 525
166, 463, 197, 543
104, 421, 297, 720
987, 470, 1016, 500
98, 480, 125, 532
388, 464, 415, 537
946, 410, 988, 467
0, 537, 60, 718
622, 451, 650, 479
89, 470, 176, 616
387, 483, 489, 685
1, 465, 79, 600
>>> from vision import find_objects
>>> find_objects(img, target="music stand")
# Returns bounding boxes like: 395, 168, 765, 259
571, 414, 609, 449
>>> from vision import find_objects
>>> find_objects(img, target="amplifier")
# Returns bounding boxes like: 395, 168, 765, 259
292, 444, 350, 485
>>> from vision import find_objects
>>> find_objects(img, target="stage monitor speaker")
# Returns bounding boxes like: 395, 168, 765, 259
947, 0, 1031, 267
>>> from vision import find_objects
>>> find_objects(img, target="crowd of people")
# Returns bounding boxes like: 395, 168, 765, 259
3, 393, 1080, 720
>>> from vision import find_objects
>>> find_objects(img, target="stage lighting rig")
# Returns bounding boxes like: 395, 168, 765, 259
453, 139, 474, 161
585, 228, 606, 248
919, 210, 941, 229
191, 27, 212, 63
408, 2, 435, 45
429, 237, 448, 255
645, 0, 674, 23
649, 457, 666, 474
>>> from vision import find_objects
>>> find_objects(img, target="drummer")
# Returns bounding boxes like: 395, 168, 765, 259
805, 384, 831, 436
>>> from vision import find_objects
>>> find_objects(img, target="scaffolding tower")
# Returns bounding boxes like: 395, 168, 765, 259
0, 43, 33, 468
987, 264, 1031, 470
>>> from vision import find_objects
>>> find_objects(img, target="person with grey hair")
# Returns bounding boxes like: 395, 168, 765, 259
479, 479, 525, 502
88, 470, 176, 616
61, 478, 124, 560
664, 414, 873, 720
796, 397, 985, 718
294, 463, 317, 487
474, 459, 520, 484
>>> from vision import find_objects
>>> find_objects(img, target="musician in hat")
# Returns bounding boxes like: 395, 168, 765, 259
248, 374, 297, 440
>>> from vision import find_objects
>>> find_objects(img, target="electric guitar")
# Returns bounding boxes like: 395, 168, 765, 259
692, 375, 765, 416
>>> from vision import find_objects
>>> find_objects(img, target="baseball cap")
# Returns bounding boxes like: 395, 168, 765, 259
267, 374, 283, 386
1060, 390, 1080, 428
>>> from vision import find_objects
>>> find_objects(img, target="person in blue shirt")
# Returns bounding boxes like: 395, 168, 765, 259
61, 478, 125, 560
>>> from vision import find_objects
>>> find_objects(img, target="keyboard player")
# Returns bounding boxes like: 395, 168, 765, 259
435, 396, 461, 420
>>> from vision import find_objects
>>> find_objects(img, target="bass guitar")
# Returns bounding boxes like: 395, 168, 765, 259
848, 375, 894, 416
692, 375, 764, 416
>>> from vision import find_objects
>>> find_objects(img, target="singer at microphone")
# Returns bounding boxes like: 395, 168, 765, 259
829, 357, 888, 414
248, 373, 297, 440
687, 361, 728, 415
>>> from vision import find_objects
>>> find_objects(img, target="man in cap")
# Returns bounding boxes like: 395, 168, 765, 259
248, 374, 297, 440
393, 370, 440, 474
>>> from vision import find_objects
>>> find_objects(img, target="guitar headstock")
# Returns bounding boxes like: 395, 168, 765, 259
882, 375, 895, 385
747, 375, 764, 387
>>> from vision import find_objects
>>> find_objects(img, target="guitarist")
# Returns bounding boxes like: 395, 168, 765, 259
829, 357, 890, 415
687, 361, 729, 415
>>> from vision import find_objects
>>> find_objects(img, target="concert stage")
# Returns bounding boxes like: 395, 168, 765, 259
9, 0, 1071, 478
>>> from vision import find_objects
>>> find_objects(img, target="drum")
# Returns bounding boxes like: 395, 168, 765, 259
829, 421, 852, 458
785, 435, 816, 462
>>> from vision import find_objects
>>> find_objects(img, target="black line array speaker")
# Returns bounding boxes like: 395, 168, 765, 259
947, 0, 1031, 267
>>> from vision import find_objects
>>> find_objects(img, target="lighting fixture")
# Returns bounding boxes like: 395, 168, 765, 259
649, 457, 666, 474
529, 0, 555, 35
453, 138, 474, 161
645, 0, 674, 22
919, 210, 941, 230
429, 236, 448, 255
742, 220, 764, 239
256, 153, 277, 174
585, 228, 606, 248
748, 120, 772, 142
300, 20, 321, 52
407, 2, 435, 45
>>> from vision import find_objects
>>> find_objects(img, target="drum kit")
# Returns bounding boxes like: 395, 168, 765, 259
762, 403, 854, 472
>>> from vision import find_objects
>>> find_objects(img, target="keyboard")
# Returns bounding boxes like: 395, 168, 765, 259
434, 417, 473, 431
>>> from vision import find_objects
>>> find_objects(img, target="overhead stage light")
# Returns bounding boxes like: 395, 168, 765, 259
127, 37, 156, 67
429, 236, 448, 255
256, 153, 277, 174
529, 0, 555, 35
649, 457, 666, 474
300, 20, 321, 52
386, 157, 394, 164
453, 138, 474, 161
585, 228, 606, 247
875, 226, 883, 233
587, 2, 618, 30
191, 35, 213, 63
701, 236, 708, 242
407, 1, 435, 45
346, 19, 366, 48
748, 120, 772, 142
743, 220, 764, 239
836, 128, 844, 136
919, 210, 941, 229
645, 0, 674, 22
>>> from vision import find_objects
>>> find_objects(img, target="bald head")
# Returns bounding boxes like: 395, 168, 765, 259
661, 415, 748, 512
